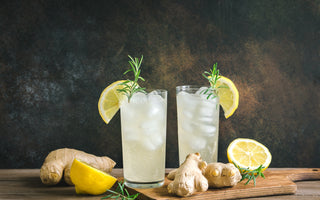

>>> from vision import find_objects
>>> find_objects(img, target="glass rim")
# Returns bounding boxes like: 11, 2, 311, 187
145, 89, 167, 93
176, 85, 218, 96
176, 85, 207, 90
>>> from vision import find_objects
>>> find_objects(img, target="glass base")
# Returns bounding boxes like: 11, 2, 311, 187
124, 179, 164, 189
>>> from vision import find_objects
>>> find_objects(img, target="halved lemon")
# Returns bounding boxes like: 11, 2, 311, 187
98, 80, 127, 124
216, 76, 239, 118
70, 159, 117, 195
227, 138, 272, 171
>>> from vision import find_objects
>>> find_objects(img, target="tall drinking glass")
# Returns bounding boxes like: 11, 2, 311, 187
176, 85, 219, 164
120, 89, 167, 188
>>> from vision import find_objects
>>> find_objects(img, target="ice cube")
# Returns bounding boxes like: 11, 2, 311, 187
147, 94, 166, 117
130, 92, 147, 104
198, 116, 214, 123
140, 120, 159, 134
148, 92, 165, 102
122, 129, 139, 141
181, 120, 194, 133
209, 96, 219, 104
182, 110, 193, 119
189, 136, 206, 150
197, 106, 215, 117
177, 93, 199, 110
141, 138, 155, 150
148, 90, 159, 95
197, 87, 218, 101
201, 98, 218, 107
149, 131, 164, 148
141, 131, 164, 151
177, 91, 189, 96
119, 96, 129, 107
199, 125, 217, 136
195, 87, 208, 95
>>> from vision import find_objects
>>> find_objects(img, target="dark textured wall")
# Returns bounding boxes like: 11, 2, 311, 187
0, 0, 319, 168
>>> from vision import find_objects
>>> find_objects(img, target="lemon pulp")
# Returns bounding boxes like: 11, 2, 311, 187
227, 138, 272, 171
70, 159, 117, 195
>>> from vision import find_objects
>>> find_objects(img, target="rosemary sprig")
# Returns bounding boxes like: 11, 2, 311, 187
117, 55, 146, 102
201, 62, 227, 99
233, 161, 265, 186
101, 181, 139, 200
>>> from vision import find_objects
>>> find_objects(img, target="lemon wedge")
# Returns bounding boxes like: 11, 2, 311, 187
227, 138, 272, 171
98, 80, 128, 124
216, 76, 239, 118
70, 159, 117, 195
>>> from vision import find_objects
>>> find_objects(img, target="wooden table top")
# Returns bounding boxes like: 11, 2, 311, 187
0, 168, 319, 200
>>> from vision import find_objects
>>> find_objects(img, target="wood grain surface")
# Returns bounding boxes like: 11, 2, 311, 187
0, 168, 319, 200
129, 168, 320, 200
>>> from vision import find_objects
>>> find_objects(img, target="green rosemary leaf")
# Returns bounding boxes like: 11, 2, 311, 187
107, 190, 119, 195
132, 193, 140, 199
124, 188, 130, 197
118, 55, 146, 102
101, 194, 112, 199
123, 69, 133, 75
119, 182, 124, 194
102, 181, 140, 200
253, 175, 257, 186
202, 62, 220, 99
207, 93, 213, 99
232, 161, 265, 186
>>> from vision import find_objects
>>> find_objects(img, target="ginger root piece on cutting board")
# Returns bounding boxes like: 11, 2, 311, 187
167, 153, 242, 197
167, 153, 208, 197
204, 162, 241, 188
40, 148, 116, 185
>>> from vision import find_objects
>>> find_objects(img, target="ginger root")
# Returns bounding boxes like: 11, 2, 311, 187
204, 162, 241, 188
167, 153, 208, 197
40, 148, 116, 185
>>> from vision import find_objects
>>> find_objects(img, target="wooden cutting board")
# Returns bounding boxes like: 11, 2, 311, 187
124, 168, 320, 200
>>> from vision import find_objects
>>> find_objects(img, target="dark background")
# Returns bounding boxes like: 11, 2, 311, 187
0, 0, 319, 169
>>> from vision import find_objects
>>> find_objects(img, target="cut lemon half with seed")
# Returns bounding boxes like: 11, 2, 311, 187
98, 80, 128, 124
227, 138, 272, 171
216, 76, 239, 118
70, 159, 117, 195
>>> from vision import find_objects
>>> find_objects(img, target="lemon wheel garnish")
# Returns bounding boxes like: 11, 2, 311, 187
70, 159, 117, 195
98, 80, 127, 124
227, 138, 272, 171
216, 76, 239, 118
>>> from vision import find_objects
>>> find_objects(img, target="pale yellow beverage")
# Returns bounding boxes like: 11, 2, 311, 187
120, 90, 167, 188
176, 85, 219, 164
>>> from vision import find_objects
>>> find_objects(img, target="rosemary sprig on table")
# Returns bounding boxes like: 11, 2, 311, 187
233, 161, 265, 186
117, 55, 146, 102
101, 181, 139, 200
201, 62, 227, 99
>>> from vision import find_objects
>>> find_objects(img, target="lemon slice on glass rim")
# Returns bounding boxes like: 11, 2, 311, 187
98, 80, 128, 124
216, 76, 239, 118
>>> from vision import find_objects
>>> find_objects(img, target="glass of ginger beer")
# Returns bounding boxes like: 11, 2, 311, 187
176, 85, 219, 165
120, 89, 167, 188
